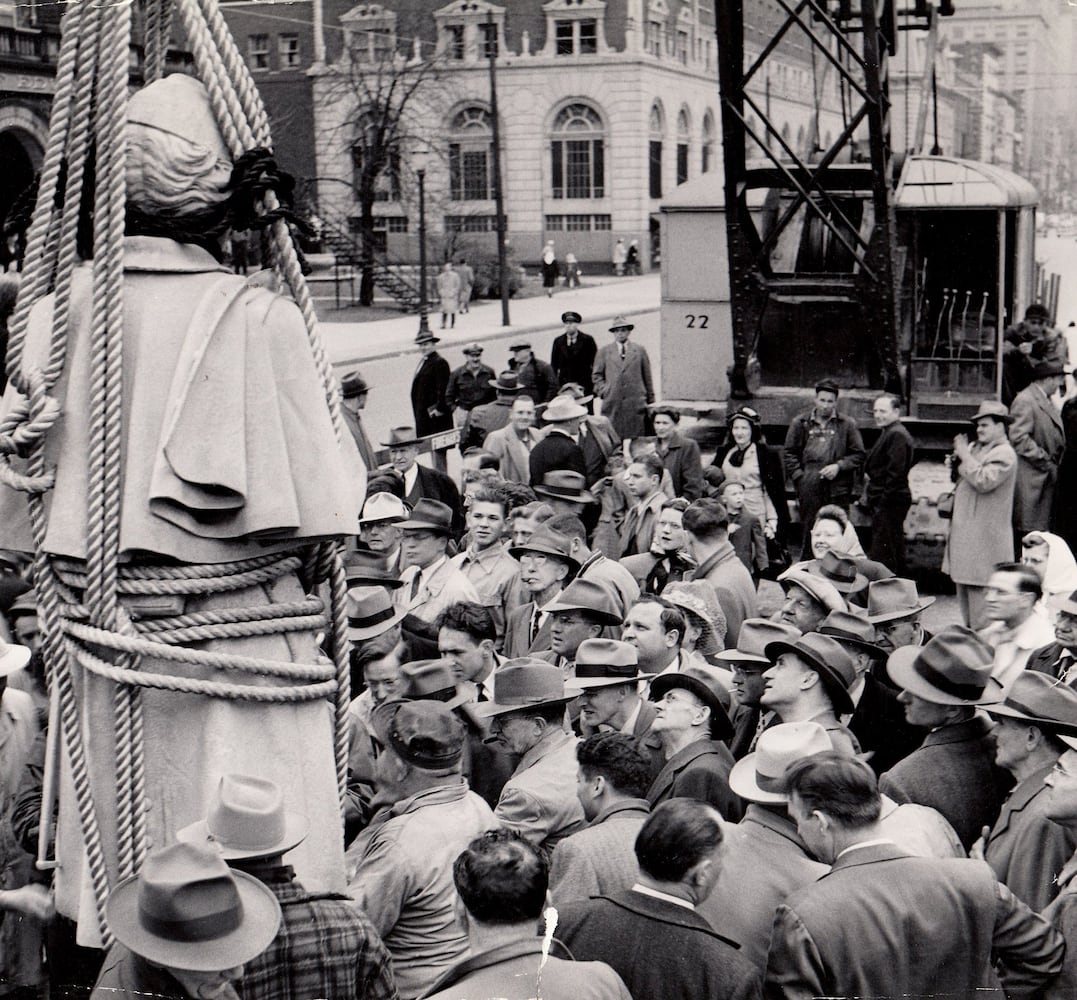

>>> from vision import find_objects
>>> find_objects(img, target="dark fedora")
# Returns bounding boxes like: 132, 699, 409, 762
399, 498, 454, 535
649, 667, 734, 741
1025, 303, 1051, 321
534, 470, 598, 505
510, 524, 581, 571
381, 425, 422, 448
573, 639, 654, 688
416, 331, 441, 345
400, 659, 469, 709
346, 586, 407, 641
886, 625, 1002, 706
714, 618, 802, 665
371, 700, 467, 768
805, 550, 868, 595
969, 400, 1013, 425
608, 315, 634, 332
106, 842, 282, 973
1032, 360, 1066, 380
543, 579, 623, 626
985, 671, 1077, 740
764, 632, 857, 714
344, 550, 404, 590
818, 609, 886, 659
470, 659, 582, 718
489, 371, 522, 394
340, 371, 369, 398
561, 310, 582, 324
864, 577, 935, 624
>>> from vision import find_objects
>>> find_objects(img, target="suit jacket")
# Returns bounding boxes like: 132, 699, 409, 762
1026, 642, 1077, 686
342, 408, 377, 471
495, 729, 585, 851
503, 601, 554, 658
556, 890, 761, 1000
411, 352, 452, 436
462, 398, 512, 450
548, 798, 650, 906
729, 703, 762, 760
646, 739, 742, 821
690, 541, 758, 648
984, 762, 1077, 912
551, 331, 598, 394
657, 431, 705, 501
880, 714, 1013, 851
592, 341, 655, 439
483, 425, 542, 485
579, 415, 622, 486
576, 551, 641, 618
407, 464, 465, 539
848, 674, 926, 775
698, 805, 828, 971
621, 550, 695, 596
618, 490, 666, 558
512, 356, 558, 403
765, 843, 1065, 1000
864, 421, 914, 509
1010, 382, 1065, 532
529, 429, 587, 487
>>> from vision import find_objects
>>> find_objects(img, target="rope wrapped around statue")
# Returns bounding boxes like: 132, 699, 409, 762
0, 59, 365, 949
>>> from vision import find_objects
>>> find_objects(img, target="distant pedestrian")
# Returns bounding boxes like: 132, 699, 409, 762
612, 239, 626, 277
624, 240, 641, 275
862, 394, 914, 573
411, 332, 452, 437
541, 241, 559, 297
437, 262, 461, 330
339, 370, 377, 471
455, 258, 474, 313
564, 252, 580, 288
592, 316, 655, 439
508, 342, 557, 403
551, 311, 598, 397
445, 343, 496, 429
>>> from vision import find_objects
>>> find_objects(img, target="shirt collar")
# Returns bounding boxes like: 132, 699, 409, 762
631, 883, 695, 911
835, 838, 896, 861
619, 699, 643, 735
403, 464, 419, 494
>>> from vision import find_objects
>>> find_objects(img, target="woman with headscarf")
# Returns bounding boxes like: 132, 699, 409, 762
790, 505, 894, 606
710, 406, 789, 548
1022, 531, 1077, 617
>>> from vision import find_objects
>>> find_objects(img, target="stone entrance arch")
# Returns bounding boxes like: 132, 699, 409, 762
0, 104, 48, 267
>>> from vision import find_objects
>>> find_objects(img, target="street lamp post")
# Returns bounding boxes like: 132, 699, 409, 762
413, 146, 431, 337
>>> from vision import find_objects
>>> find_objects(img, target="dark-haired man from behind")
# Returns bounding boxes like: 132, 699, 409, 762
548, 732, 652, 906
555, 799, 762, 1000
685, 498, 757, 647
766, 752, 1064, 1000
420, 830, 631, 1000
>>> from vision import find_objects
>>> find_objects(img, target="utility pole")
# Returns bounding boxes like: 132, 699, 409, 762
487, 12, 510, 326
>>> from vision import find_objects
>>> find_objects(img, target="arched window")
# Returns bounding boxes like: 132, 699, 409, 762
649, 102, 665, 199
550, 102, 605, 199
676, 107, 690, 185
702, 110, 716, 173
448, 105, 492, 201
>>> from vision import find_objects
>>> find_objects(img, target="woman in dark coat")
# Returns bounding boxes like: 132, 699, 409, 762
710, 406, 790, 548
651, 404, 704, 500
540, 241, 559, 297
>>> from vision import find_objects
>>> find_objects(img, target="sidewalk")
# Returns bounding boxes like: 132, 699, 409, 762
319, 272, 661, 366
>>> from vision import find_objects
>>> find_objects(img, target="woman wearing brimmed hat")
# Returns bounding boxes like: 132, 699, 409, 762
944, 400, 1018, 629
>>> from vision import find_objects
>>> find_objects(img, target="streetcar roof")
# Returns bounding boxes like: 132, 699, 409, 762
896, 155, 1037, 210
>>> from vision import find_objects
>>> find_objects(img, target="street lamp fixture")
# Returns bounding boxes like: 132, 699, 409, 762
412, 144, 432, 337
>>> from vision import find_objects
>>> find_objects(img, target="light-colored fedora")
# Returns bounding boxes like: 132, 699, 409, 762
729, 721, 834, 804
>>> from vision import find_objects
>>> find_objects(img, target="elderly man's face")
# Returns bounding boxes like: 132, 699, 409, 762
401, 529, 445, 570
489, 711, 544, 756
361, 521, 402, 554
577, 683, 629, 731
874, 616, 922, 652
778, 584, 826, 632
1056, 611, 1077, 652
651, 686, 707, 735
550, 611, 601, 658
992, 716, 1038, 776
1044, 749, 1077, 821
390, 444, 419, 473
518, 553, 567, 596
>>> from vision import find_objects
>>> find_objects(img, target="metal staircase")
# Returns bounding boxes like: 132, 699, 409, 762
319, 211, 423, 312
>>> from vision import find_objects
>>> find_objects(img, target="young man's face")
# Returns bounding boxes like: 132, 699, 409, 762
814, 390, 838, 419
624, 463, 657, 500
467, 501, 506, 551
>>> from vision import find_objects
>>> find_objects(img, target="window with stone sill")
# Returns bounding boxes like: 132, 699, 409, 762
550, 103, 605, 200
248, 33, 269, 71
278, 33, 300, 69
449, 106, 493, 201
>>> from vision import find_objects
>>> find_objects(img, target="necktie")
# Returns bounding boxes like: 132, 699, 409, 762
619, 345, 626, 361
529, 607, 540, 645
409, 571, 422, 601
748, 711, 768, 753
476, 682, 488, 703
1059, 653, 1077, 687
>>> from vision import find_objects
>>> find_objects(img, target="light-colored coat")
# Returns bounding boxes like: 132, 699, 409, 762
592, 341, 655, 439
482, 425, 543, 485
943, 437, 1018, 586
1009, 384, 1065, 533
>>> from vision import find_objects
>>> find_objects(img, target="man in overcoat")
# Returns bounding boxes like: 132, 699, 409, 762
411, 332, 452, 437
551, 311, 597, 396
1009, 361, 1066, 538
592, 316, 654, 439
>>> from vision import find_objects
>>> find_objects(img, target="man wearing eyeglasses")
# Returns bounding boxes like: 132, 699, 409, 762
1027, 589, 1077, 688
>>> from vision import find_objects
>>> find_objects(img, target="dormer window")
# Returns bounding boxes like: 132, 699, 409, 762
435, 2, 507, 62
341, 4, 398, 63
542, 0, 607, 57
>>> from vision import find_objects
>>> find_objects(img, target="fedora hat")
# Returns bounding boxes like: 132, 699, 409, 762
649, 667, 734, 741
6, 588, 36, 618
510, 524, 581, 571
0, 639, 31, 678
344, 550, 404, 590
805, 551, 868, 596
127, 75, 231, 165
969, 400, 1013, 425
1052, 588, 1077, 619
400, 659, 469, 710
818, 609, 886, 658
470, 659, 582, 717
561, 310, 582, 324
106, 842, 281, 973
416, 331, 441, 345
382, 426, 422, 448
370, 699, 467, 768
176, 775, 308, 861
534, 470, 598, 505
985, 671, 1077, 740
544, 578, 623, 625
542, 396, 588, 423
714, 618, 802, 664
729, 721, 834, 804
574, 639, 654, 688
346, 586, 407, 641
359, 491, 409, 526
608, 316, 634, 332
399, 498, 454, 535
864, 577, 935, 624
489, 371, 522, 393
886, 625, 1002, 706
555, 382, 595, 406
340, 370, 370, 399
764, 632, 857, 714
777, 567, 846, 614
509, 341, 532, 352
462, 342, 484, 356
663, 581, 726, 658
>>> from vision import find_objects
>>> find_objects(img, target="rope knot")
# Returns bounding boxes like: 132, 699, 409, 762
228, 148, 310, 236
